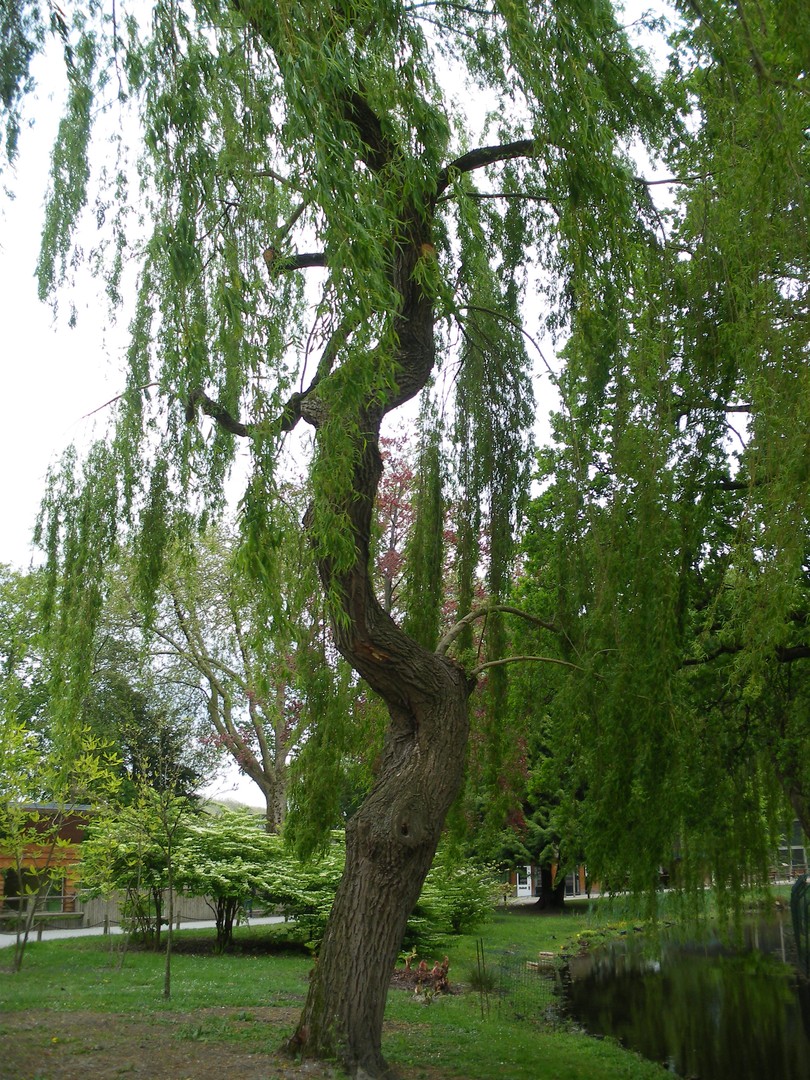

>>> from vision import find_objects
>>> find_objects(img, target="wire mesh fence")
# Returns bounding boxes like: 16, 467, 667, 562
470, 942, 565, 1025
790, 874, 810, 979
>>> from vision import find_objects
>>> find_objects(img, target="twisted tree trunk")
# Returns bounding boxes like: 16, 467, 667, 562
290, 428, 474, 1076
292, 651, 471, 1074
216, 12, 511, 1070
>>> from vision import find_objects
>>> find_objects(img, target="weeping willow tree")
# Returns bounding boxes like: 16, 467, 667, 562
524, 0, 810, 902
4, 0, 671, 1073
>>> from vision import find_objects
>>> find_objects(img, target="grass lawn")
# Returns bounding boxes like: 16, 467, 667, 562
0, 903, 668, 1079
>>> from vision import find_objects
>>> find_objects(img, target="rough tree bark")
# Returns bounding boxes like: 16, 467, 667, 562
294, 675, 471, 1075
280, 142, 478, 1068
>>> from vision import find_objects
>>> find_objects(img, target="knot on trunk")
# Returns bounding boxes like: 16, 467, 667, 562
300, 392, 330, 428
389, 791, 429, 848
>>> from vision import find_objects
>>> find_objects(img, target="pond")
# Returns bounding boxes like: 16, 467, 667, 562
561, 916, 810, 1079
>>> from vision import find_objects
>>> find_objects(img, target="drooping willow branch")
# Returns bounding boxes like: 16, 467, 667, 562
187, 312, 356, 438
436, 603, 559, 656
186, 388, 253, 437
455, 303, 566, 416
81, 382, 160, 420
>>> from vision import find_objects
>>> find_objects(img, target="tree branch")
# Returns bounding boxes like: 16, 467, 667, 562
250, 166, 303, 189
185, 388, 252, 438
81, 382, 160, 420
436, 143, 709, 202
777, 645, 810, 662
683, 641, 810, 666
469, 654, 592, 678
186, 312, 351, 441
435, 139, 537, 197
440, 190, 550, 203
276, 314, 358, 433
675, 399, 752, 422
263, 248, 327, 274
712, 476, 762, 491
404, 1, 494, 14
638, 174, 711, 186
343, 86, 395, 173
436, 603, 559, 656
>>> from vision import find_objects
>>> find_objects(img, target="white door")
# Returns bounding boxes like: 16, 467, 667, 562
516, 866, 532, 897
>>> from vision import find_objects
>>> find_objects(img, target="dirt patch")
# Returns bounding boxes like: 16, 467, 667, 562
0, 1007, 337, 1079
389, 968, 459, 997
0, 1006, 451, 1080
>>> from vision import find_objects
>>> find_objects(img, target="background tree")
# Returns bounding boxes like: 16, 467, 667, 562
81, 782, 191, 1000
79, 641, 213, 802
663, 0, 810, 851
107, 523, 321, 829
174, 808, 288, 950
0, 562, 215, 801
108, 521, 383, 833
0, 566, 49, 736
80, 799, 173, 944
374, 432, 417, 617
412, 841, 500, 941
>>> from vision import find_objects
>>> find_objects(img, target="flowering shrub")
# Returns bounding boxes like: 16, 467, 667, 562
83, 810, 497, 954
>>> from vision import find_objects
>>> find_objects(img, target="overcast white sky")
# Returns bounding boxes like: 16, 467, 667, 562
1, 87, 126, 571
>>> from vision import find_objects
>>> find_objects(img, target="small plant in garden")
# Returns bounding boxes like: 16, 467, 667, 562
393, 951, 450, 1000
467, 963, 497, 994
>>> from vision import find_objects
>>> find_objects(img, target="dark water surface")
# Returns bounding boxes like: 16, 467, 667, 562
561, 917, 810, 1079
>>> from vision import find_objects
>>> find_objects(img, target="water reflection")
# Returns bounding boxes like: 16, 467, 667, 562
562, 918, 810, 1079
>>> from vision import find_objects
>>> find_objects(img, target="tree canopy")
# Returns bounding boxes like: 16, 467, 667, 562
520, 0, 810, 900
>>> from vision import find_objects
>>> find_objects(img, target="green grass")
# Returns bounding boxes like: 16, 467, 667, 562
0, 930, 312, 1014
0, 905, 668, 1078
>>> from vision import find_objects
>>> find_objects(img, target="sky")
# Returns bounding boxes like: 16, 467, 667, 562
1, 91, 126, 571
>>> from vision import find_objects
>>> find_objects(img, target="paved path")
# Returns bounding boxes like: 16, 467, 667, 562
0, 915, 286, 947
